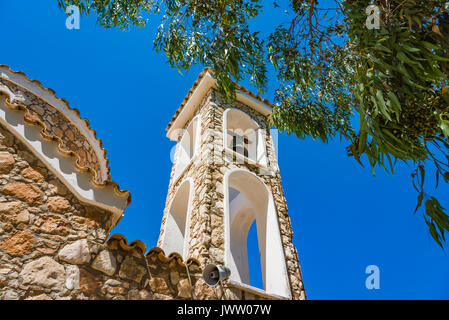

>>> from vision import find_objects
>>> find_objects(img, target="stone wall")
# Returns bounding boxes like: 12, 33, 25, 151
0, 122, 201, 300
157, 89, 307, 300
0, 120, 280, 300
0, 77, 105, 184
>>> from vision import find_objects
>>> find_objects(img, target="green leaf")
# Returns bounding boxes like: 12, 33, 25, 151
439, 117, 449, 137
414, 192, 424, 214
387, 91, 402, 120
376, 90, 392, 121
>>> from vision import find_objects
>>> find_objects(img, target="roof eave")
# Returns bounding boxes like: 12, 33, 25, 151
166, 70, 216, 141
166, 70, 273, 141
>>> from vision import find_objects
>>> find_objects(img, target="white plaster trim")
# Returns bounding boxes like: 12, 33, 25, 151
182, 178, 194, 258
0, 98, 127, 219
0, 66, 109, 181
160, 178, 194, 259
235, 91, 272, 118
223, 168, 292, 299
223, 147, 265, 168
172, 115, 201, 182
222, 108, 269, 167
167, 72, 215, 141
167, 71, 272, 141
226, 280, 290, 300
171, 153, 197, 189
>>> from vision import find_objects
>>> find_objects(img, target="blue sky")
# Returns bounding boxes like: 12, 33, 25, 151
1, 0, 448, 299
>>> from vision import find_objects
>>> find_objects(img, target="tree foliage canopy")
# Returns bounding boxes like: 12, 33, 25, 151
58, 0, 449, 247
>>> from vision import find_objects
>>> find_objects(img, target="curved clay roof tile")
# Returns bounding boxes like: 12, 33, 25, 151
0, 65, 131, 210
107, 234, 200, 267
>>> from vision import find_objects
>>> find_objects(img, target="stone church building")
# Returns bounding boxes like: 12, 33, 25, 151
0, 65, 306, 300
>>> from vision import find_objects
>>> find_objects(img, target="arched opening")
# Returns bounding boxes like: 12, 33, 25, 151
225, 169, 291, 298
247, 220, 263, 289
174, 116, 200, 178
223, 109, 267, 166
160, 180, 191, 257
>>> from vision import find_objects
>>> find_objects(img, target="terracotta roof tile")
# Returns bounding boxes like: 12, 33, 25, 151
0, 64, 131, 206
106, 233, 200, 267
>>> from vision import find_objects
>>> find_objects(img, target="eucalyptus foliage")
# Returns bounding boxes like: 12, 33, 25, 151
58, 0, 449, 247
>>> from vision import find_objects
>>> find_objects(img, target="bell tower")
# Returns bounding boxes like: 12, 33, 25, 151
157, 69, 306, 300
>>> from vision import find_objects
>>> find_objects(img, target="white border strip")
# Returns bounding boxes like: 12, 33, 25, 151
0, 66, 109, 181
167, 72, 273, 141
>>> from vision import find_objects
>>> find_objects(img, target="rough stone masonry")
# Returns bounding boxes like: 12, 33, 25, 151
158, 88, 306, 300
0, 123, 208, 300
0, 65, 306, 300
0, 117, 284, 300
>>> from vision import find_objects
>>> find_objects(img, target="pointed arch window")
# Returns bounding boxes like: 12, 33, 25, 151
174, 116, 200, 179
225, 169, 291, 298
223, 109, 267, 166
160, 180, 192, 258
